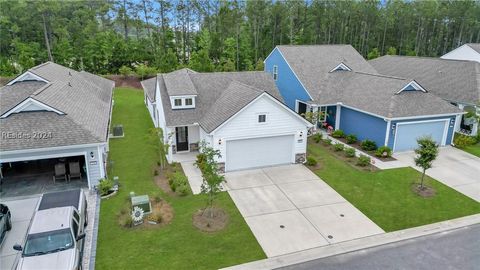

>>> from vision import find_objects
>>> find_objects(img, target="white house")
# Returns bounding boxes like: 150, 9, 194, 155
441, 43, 480, 63
0, 62, 114, 190
142, 69, 312, 172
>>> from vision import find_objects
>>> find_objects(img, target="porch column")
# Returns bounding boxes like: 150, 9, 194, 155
454, 104, 464, 132
335, 104, 341, 130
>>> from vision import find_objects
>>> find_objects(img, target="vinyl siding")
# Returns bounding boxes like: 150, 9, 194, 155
212, 95, 308, 163
339, 106, 388, 147
265, 48, 311, 110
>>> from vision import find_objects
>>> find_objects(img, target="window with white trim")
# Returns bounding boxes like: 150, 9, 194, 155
258, 114, 267, 123
171, 96, 196, 109
273, 65, 278, 80
185, 98, 193, 106
174, 99, 182, 106
320, 106, 327, 122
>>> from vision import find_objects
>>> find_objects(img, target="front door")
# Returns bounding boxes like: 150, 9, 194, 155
175, 126, 189, 152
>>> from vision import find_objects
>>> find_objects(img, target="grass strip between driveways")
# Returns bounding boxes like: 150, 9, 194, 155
95, 88, 265, 270
308, 141, 480, 232
462, 143, 480, 158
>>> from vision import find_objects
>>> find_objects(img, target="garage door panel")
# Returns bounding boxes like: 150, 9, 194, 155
226, 135, 293, 171
394, 121, 447, 152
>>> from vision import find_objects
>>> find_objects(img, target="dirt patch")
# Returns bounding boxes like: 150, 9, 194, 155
411, 184, 436, 198
306, 162, 322, 170
193, 207, 229, 232
153, 163, 185, 196
106, 75, 151, 89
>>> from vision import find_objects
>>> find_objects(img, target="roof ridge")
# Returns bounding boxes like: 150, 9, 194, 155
28, 61, 52, 70
228, 80, 265, 93
277, 44, 351, 47
353, 71, 406, 80
31, 82, 53, 96
375, 55, 477, 64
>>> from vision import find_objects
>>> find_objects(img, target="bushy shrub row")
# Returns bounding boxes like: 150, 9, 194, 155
167, 171, 189, 196
453, 133, 478, 148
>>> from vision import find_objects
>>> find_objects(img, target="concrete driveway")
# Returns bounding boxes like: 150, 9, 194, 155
225, 164, 384, 257
0, 196, 40, 270
394, 147, 480, 202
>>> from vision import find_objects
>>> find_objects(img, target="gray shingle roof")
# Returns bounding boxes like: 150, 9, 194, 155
276, 45, 378, 95
467, 43, 480, 54
369, 55, 480, 105
0, 62, 114, 151
313, 72, 462, 118
146, 71, 282, 132
141, 76, 156, 101
163, 68, 197, 96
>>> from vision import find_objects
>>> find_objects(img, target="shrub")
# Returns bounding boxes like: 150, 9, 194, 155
361, 139, 377, 151
153, 169, 158, 176
344, 147, 356, 157
345, 134, 357, 144
375, 146, 392, 158
147, 212, 163, 223
312, 133, 323, 143
306, 156, 318, 166
176, 184, 189, 196
331, 129, 345, 138
153, 195, 162, 203
119, 65, 132, 78
324, 138, 332, 145
98, 178, 113, 196
357, 155, 371, 167
333, 143, 344, 151
454, 133, 477, 148
118, 213, 133, 228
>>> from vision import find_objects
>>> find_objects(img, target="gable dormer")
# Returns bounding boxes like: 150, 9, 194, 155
329, 62, 352, 72
0, 97, 64, 118
7, 71, 49, 86
396, 80, 427, 94
169, 95, 196, 109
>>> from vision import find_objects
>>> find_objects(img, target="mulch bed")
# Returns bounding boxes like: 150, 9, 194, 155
153, 163, 186, 197
333, 137, 397, 161
193, 207, 229, 233
317, 142, 377, 172
411, 184, 436, 198
140, 199, 174, 228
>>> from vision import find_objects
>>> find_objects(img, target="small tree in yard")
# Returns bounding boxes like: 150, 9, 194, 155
414, 136, 439, 189
150, 127, 171, 169
198, 141, 225, 218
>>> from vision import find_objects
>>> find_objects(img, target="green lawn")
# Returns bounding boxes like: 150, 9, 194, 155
308, 141, 480, 232
462, 143, 480, 158
95, 88, 265, 270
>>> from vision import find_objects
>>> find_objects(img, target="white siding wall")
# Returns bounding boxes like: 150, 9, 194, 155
0, 144, 107, 189
188, 125, 200, 144
441, 45, 480, 63
199, 126, 212, 146
211, 95, 308, 163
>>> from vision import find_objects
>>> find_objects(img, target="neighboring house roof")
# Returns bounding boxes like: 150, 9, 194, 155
466, 43, 480, 54
0, 62, 114, 152
141, 76, 156, 101
313, 71, 463, 119
145, 69, 283, 132
369, 55, 480, 105
275, 45, 378, 96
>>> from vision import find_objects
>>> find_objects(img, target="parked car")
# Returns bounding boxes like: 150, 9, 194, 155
0, 203, 12, 246
12, 189, 88, 270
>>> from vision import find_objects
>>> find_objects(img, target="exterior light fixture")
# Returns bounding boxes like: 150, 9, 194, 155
218, 139, 222, 145
90, 151, 95, 159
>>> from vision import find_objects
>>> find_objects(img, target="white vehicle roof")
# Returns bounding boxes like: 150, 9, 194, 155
29, 207, 74, 234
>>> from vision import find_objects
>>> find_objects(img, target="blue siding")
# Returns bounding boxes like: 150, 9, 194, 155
388, 116, 456, 149
265, 48, 311, 110
339, 107, 387, 147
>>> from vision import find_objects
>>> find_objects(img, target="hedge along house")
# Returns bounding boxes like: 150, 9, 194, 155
370, 56, 480, 136
265, 45, 464, 152
142, 68, 312, 172
0, 62, 114, 191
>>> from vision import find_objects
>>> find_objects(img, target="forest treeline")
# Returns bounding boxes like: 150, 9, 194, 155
1, 0, 479, 76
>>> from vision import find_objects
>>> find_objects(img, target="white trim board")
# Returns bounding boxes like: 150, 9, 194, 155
0, 97, 65, 118
329, 62, 352, 72
6, 71, 49, 86
0, 142, 106, 156
392, 119, 449, 152
396, 80, 427, 94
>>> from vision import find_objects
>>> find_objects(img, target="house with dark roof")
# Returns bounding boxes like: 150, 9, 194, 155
265, 45, 464, 152
370, 55, 479, 136
0, 62, 114, 190
142, 69, 312, 172
441, 43, 480, 63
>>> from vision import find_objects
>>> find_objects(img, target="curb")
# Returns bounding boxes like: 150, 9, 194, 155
221, 213, 480, 270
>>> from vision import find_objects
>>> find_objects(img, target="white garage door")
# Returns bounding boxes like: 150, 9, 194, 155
226, 135, 294, 171
394, 120, 448, 152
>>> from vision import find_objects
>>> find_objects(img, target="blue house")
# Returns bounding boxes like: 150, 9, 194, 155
265, 45, 463, 152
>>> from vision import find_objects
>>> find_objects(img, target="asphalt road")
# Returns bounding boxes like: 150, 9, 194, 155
278, 224, 480, 270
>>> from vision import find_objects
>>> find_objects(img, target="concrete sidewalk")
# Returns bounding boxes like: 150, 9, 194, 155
221, 213, 480, 270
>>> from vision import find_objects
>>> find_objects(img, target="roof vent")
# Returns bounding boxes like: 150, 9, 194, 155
68, 82, 72, 87
69, 71, 72, 76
